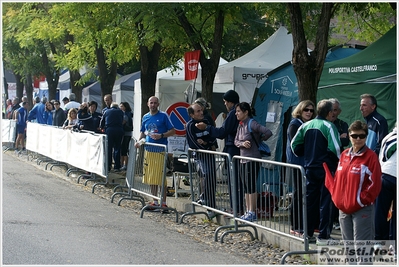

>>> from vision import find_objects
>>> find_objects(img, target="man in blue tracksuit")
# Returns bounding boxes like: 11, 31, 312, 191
28, 97, 46, 124
291, 99, 341, 245
195, 90, 244, 216
360, 93, 388, 155
100, 102, 124, 172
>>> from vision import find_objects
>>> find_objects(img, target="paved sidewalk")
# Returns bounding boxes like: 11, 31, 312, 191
8, 150, 395, 265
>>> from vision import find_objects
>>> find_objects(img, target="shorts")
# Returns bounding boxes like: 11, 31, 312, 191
17, 125, 26, 134
240, 161, 260, 194
142, 150, 167, 186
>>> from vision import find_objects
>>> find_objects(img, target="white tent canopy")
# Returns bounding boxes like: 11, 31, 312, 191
211, 26, 294, 103
82, 81, 102, 110
57, 67, 88, 107
112, 71, 140, 111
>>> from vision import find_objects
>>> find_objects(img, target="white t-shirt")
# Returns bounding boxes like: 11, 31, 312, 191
64, 101, 81, 110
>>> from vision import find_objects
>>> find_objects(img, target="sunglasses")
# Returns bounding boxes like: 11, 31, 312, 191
350, 134, 367, 139
303, 108, 314, 113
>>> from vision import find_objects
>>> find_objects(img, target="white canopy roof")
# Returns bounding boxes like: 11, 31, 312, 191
211, 26, 294, 103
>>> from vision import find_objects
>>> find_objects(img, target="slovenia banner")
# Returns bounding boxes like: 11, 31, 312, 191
184, 50, 201, 80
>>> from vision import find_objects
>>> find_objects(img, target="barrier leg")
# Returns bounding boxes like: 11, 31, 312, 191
280, 250, 328, 265
117, 192, 145, 207
77, 173, 93, 184
110, 191, 130, 203
214, 223, 258, 243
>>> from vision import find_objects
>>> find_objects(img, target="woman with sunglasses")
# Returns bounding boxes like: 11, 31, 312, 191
286, 100, 315, 237
324, 120, 382, 263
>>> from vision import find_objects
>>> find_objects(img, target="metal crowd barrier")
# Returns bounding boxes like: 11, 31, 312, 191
229, 156, 321, 262
111, 137, 146, 207
178, 149, 318, 260
2, 119, 16, 152
179, 149, 246, 225
24, 122, 111, 193
111, 140, 178, 221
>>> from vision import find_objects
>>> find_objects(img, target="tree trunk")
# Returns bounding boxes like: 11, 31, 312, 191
174, 8, 224, 108
69, 70, 82, 103
65, 34, 83, 103
139, 42, 161, 116
15, 73, 24, 101
287, 3, 334, 105
95, 45, 118, 109
24, 74, 34, 111
40, 47, 59, 101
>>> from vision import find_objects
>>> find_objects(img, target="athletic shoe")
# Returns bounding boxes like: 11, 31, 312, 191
119, 166, 127, 171
240, 211, 257, 222
182, 178, 190, 186
147, 202, 159, 211
333, 222, 340, 230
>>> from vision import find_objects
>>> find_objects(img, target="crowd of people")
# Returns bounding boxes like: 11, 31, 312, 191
5, 89, 396, 260
8, 93, 134, 173
289, 94, 395, 262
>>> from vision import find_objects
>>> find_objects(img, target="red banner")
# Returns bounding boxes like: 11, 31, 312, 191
184, 50, 201, 80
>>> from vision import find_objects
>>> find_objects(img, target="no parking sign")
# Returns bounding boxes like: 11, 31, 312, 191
165, 102, 190, 136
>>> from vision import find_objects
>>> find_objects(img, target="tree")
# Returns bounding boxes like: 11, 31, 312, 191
221, 5, 276, 62
265, 3, 395, 104
50, 3, 138, 108
287, 3, 336, 104
172, 3, 230, 106
11, 3, 63, 101
331, 3, 396, 45
2, 3, 45, 107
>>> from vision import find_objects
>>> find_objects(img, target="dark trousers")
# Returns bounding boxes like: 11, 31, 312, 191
306, 168, 333, 239
290, 169, 304, 231
106, 128, 124, 171
225, 145, 244, 214
198, 153, 217, 208
374, 174, 396, 243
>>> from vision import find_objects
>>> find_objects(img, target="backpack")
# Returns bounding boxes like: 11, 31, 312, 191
248, 118, 271, 157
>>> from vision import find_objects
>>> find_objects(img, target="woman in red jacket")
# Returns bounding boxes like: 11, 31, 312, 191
323, 120, 382, 262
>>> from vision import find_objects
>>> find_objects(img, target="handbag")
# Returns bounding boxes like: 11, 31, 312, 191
173, 154, 189, 173
248, 118, 271, 157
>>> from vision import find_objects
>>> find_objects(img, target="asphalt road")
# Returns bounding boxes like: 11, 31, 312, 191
2, 152, 251, 265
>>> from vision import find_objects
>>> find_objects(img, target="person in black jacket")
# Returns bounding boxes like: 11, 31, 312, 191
186, 103, 218, 218
88, 100, 103, 133
195, 90, 244, 216
52, 100, 66, 127
76, 102, 96, 132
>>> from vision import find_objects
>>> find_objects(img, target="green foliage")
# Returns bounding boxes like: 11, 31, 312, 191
332, 3, 396, 45
222, 4, 276, 61
3, 2, 395, 95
